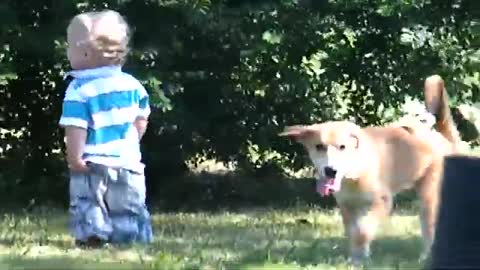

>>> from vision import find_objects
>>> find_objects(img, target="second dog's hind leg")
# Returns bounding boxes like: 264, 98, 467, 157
416, 165, 441, 261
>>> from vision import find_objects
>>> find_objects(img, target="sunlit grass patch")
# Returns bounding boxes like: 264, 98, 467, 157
0, 207, 425, 269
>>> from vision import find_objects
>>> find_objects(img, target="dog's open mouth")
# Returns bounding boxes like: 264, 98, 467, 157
316, 177, 342, 197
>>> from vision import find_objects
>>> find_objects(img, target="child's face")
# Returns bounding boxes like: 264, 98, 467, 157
66, 19, 93, 70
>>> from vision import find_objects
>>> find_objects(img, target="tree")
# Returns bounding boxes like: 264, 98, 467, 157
0, 0, 477, 205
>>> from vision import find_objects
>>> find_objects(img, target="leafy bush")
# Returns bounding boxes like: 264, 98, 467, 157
0, 0, 478, 206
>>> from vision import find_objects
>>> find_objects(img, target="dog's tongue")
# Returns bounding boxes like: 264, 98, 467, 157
316, 177, 341, 197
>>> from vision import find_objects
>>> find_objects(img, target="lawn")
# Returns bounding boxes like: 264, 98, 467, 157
0, 206, 426, 270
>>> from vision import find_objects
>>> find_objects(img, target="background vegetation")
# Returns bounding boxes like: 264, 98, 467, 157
0, 0, 478, 209
0, 1, 478, 269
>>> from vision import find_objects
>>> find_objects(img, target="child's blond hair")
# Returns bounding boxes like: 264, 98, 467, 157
68, 10, 131, 66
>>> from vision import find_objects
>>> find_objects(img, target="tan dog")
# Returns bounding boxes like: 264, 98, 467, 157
279, 75, 460, 265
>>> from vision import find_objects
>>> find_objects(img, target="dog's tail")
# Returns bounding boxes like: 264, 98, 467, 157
424, 75, 461, 149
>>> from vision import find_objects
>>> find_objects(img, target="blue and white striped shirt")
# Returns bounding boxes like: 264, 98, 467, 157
59, 65, 151, 173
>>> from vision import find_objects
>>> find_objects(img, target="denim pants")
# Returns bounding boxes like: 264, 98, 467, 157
69, 163, 153, 244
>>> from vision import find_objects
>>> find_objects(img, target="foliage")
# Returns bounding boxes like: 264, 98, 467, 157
0, 0, 478, 202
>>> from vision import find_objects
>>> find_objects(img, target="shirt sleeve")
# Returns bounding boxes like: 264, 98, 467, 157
59, 81, 89, 129
137, 83, 151, 120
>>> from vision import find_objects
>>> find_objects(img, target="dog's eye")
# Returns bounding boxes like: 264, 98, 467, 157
315, 144, 326, 151
339, 144, 346, 150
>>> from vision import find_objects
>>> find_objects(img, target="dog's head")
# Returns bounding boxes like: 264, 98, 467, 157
279, 121, 364, 196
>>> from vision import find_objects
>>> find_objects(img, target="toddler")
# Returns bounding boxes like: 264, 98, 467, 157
59, 10, 153, 247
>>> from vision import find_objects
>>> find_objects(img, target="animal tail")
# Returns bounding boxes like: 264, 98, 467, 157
423, 74, 461, 148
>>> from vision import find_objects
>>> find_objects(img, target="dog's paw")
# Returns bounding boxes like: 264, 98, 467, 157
348, 255, 370, 268
348, 248, 371, 268
347, 259, 367, 270
418, 250, 431, 264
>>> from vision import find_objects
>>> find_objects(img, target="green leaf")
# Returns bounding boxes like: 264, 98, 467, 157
262, 31, 282, 45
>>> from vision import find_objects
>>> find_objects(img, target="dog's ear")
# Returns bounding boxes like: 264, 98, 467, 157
348, 125, 362, 149
349, 133, 360, 149
278, 125, 316, 142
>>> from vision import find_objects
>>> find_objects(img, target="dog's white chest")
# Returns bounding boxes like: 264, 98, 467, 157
334, 180, 374, 208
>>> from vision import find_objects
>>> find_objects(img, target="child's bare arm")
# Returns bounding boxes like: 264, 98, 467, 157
136, 84, 150, 140
134, 117, 148, 140
65, 126, 88, 171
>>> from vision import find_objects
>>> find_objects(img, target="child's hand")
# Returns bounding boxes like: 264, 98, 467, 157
64, 126, 88, 172
134, 117, 148, 140
68, 158, 89, 172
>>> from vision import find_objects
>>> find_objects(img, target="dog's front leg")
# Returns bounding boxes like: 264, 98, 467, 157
348, 211, 378, 265
347, 197, 391, 266
339, 204, 352, 238
337, 202, 372, 265
416, 167, 441, 261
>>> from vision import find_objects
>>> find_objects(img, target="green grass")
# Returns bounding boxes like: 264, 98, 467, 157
0, 207, 426, 270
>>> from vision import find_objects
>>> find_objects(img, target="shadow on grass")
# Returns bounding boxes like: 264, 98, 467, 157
218, 235, 424, 269
0, 256, 148, 270
0, 235, 424, 270
150, 172, 419, 214
148, 214, 424, 269
150, 173, 335, 212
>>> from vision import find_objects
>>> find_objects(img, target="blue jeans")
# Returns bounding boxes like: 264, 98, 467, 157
68, 163, 153, 244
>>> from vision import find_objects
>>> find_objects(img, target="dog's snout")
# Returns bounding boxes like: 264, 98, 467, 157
323, 166, 337, 178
